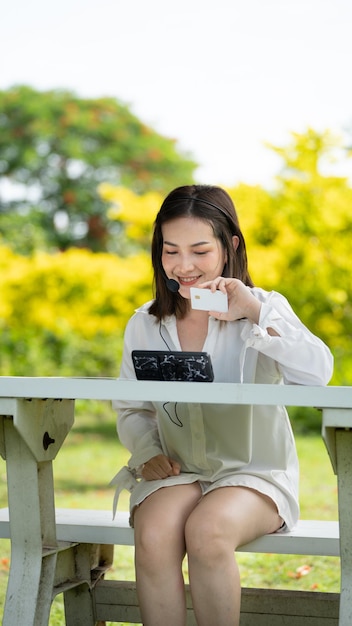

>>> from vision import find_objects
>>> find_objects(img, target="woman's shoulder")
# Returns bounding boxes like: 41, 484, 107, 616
127, 300, 154, 322
125, 300, 159, 331
135, 300, 155, 314
250, 287, 287, 304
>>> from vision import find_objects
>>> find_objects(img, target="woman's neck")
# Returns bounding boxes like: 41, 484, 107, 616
176, 309, 209, 351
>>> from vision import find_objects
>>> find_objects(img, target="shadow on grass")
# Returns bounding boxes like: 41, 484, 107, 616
69, 400, 118, 441
72, 420, 117, 439
54, 479, 113, 492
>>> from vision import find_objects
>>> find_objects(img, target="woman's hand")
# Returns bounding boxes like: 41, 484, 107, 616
141, 454, 181, 481
198, 277, 262, 324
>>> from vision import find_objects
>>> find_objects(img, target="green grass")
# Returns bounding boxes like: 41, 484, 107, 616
0, 402, 340, 625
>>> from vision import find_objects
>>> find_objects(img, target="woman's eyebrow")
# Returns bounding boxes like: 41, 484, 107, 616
163, 240, 211, 247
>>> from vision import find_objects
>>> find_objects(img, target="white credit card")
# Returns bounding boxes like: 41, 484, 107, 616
190, 287, 228, 312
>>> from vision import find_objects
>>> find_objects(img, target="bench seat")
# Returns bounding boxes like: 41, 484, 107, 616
0, 507, 340, 625
0, 507, 340, 557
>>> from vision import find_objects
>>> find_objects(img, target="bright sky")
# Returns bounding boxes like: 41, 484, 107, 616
1, 0, 351, 187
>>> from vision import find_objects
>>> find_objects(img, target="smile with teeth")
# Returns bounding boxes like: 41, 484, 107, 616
178, 276, 201, 285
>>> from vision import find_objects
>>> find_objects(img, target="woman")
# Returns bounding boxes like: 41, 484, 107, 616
112, 185, 333, 626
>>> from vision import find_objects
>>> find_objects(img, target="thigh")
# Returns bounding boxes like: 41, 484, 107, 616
134, 483, 202, 548
187, 486, 282, 550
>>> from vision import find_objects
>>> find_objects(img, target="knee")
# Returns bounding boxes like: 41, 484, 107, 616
134, 514, 185, 573
134, 519, 167, 569
185, 512, 230, 565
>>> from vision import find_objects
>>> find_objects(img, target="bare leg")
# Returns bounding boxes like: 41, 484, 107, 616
133, 483, 201, 626
185, 486, 282, 626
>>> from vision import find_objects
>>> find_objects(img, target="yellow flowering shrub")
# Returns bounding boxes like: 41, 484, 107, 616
0, 246, 152, 376
1, 247, 152, 336
99, 183, 162, 248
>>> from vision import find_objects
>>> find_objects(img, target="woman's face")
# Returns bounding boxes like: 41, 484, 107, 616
161, 216, 226, 299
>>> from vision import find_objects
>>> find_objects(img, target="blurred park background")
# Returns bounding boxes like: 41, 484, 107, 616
0, 81, 351, 433
1, 2, 352, 422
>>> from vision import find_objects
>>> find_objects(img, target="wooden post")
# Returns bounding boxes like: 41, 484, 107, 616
336, 428, 352, 626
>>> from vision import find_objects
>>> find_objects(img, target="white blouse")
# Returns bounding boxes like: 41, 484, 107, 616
112, 288, 333, 529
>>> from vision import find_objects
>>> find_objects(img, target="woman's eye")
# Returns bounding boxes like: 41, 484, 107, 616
165, 250, 177, 255
195, 251, 207, 255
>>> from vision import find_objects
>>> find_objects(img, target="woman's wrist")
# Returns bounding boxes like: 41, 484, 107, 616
245, 297, 261, 325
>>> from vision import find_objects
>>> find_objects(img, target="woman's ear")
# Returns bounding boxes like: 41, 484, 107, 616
232, 235, 240, 251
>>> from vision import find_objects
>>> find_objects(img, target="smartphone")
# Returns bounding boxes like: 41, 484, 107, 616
131, 350, 214, 382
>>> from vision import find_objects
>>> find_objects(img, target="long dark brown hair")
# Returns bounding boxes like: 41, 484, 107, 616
149, 184, 254, 320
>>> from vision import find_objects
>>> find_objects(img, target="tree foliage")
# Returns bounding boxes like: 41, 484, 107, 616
0, 85, 196, 252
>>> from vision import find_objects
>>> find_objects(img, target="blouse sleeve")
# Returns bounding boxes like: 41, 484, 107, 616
240, 290, 333, 386
112, 314, 164, 469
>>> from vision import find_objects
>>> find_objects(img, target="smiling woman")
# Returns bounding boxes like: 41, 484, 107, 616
149, 185, 254, 320
110, 184, 333, 626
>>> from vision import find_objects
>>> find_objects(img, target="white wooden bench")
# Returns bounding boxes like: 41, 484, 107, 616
0, 507, 340, 625
2, 381, 350, 625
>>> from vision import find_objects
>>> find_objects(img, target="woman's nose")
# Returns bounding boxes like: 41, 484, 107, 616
176, 255, 195, 273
